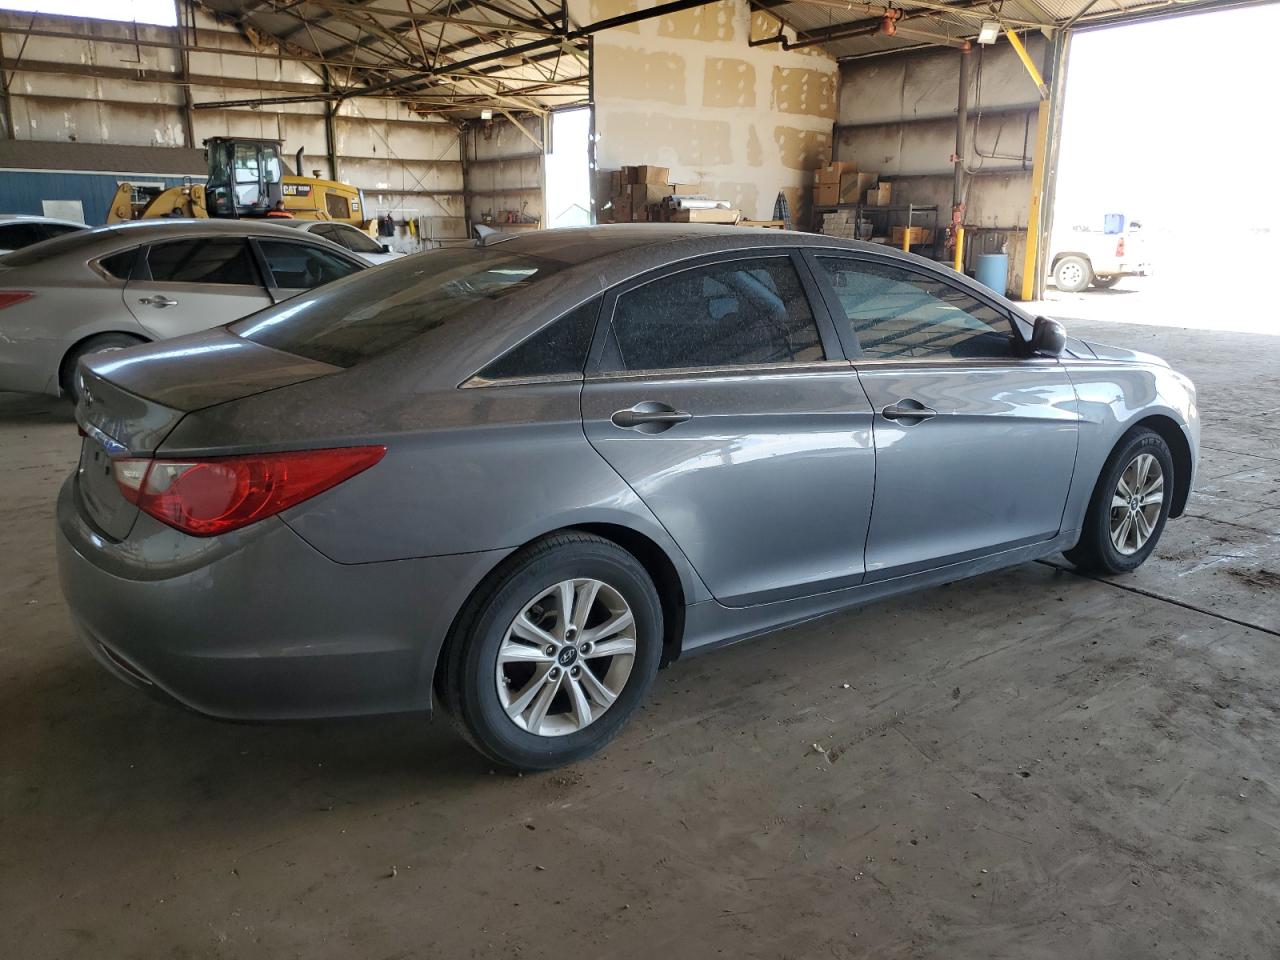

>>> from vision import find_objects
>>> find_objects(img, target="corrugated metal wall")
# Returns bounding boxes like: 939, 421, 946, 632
465, 116, 545, 233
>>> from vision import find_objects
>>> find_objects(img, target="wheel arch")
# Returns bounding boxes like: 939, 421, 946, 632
1051, 250, 1092, 271
1130, 414, 1193, 518
58, 330, 149, 396
431, 522, 689, 711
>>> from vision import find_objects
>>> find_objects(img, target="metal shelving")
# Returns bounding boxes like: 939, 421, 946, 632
812, 202, 941, 258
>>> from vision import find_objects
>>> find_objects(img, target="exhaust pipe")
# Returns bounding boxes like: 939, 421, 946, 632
296, 147, 305, 177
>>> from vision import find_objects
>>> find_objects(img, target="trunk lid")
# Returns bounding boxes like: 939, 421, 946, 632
73, 326, 340, 539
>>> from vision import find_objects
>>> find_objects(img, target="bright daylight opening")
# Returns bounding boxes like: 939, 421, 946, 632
544, 107, 592, 229
1038, 3, 1280, 336
0, 0, 176, 25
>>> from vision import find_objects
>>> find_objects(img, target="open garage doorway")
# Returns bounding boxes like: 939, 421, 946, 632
545, 107, 592, 229
1036, 3, 1280, 336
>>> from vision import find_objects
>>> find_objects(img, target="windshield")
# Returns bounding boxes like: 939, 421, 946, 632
232, 246, 564, 368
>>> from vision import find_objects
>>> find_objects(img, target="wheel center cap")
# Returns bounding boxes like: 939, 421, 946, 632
557, 646, 578, 667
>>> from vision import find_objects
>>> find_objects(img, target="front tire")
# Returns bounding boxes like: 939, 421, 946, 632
441, 532, 663, 771
1064, 428, 1174, 575
1053, 255, 1092, 293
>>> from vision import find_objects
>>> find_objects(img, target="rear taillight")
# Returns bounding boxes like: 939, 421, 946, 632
112, 446, 386, 537
0, 290, 33, 310
1115, 237, 1125, 257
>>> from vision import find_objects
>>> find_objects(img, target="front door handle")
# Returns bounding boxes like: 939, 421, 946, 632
138, 296, 179, 308
610, 401, 692, 433
881, 399, 937, 423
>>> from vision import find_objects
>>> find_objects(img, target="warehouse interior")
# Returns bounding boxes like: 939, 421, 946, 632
1, 0, 1278, 956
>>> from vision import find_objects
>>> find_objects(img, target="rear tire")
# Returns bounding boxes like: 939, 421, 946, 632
60, 333, 145, 403
1053, 255, 1092, 293
440, 532, 663, 771
1091, 274, 1122, 289
1064, 428, 1174, 575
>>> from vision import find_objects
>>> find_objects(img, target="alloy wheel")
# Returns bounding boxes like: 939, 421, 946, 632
1109, 452, 1164, 555
496, 578, 637, 737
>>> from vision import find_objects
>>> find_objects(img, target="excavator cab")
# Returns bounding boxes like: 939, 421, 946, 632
204, 137, 285, 218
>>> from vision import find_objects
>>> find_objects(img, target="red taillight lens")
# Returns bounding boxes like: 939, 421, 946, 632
1115, 237, 1125, 257
113, 446, 386, 536
0, 290, 33, 310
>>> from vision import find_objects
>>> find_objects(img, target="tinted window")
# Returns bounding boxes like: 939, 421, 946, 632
480, 299, 599, 381
147, 238, 259, 285
817, 259, 1014, 360
257, 240, 361, 289
325, 193, 351, 219
308, 224, 341, 243
0, 223, 43, 250
39, 223, 85, 241
604, 257, 823, 372
332, 224, 384, 254
98, 248, 139, 280
0, 226, 114, 266
233, 247, 563, 368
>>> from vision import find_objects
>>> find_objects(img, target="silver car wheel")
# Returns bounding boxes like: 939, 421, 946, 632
1109, 453, 1164, 555
1058, 261, 1084, 288
496, 578, 637, 737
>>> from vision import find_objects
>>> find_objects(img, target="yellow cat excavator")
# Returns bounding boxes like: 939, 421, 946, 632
107, 137, 367, 226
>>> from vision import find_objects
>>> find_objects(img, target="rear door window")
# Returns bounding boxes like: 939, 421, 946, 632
0, 222, 43, 250
601, 256, 825, 372
145, 238, 261, 285
255, 240, 363, 289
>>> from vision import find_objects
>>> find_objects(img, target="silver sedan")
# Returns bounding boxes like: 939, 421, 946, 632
0, 219, 366, 399
56, 225, 1198, 771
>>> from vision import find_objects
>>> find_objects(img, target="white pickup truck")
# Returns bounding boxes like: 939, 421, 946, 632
1048, 218, 1149, 292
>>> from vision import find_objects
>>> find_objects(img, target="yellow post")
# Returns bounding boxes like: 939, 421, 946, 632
901, 228, 911, 253
1005, 28, 1049, 99
953, 226, 965, 273
1020, 100, 1051, 301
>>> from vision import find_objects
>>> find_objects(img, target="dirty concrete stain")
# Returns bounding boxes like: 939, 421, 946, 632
746, 124, 763, 167
773, 125, 831, 171
703, 57, 756, 109
772, 66, 836, 119
658, 0, 735, 42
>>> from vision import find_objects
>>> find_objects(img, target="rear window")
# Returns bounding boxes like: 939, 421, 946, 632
232, 247, 564, 368
0, 226, 117, 266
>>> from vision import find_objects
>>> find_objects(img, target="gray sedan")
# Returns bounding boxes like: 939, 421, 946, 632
0, 219, 366, 399
56, 225, 1199, 770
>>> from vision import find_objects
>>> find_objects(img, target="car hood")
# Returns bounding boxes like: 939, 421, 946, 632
1078, 339, 1169, 367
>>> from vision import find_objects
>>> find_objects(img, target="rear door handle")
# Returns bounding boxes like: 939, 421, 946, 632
610, 401, 692, 433
138, 296, 179, 308
881, 399, 937, 423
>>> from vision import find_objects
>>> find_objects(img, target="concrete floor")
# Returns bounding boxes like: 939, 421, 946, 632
1, 313, 1277, 959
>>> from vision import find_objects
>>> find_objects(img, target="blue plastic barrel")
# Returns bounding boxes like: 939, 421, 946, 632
975, 253, 1009, 295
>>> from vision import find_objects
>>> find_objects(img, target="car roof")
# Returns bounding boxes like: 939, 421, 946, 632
0, 213, 89, 227
83, 218, 328, 242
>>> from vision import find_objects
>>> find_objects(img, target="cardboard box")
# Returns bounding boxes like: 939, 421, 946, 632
609, 170, 624, 193
610, 192, 632, 222
669, 182, 703, 196
631, 164, 669, 184
871, 181, 892, 206
632, 183, 673, 207
890, 225, 933, 246
815, 161, 855, 184
813, 181, 840, 207
672, 207, 740, 224
840, 171, 878, 204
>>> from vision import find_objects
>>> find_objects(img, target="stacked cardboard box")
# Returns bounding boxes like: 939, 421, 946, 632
606, 166, 739, 223
889, 225, 933, 246
812, 160, 893, 210
820, 210, 857, 239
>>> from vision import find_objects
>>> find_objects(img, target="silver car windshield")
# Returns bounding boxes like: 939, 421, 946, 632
232, 246, 563, 368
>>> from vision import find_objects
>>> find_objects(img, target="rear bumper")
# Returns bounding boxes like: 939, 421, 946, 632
56, 476, 509, 720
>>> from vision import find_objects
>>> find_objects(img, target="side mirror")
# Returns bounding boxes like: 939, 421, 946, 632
1029, 315, 1066, 357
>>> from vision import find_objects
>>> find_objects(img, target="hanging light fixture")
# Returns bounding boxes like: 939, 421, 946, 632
977, 20, 1001, 44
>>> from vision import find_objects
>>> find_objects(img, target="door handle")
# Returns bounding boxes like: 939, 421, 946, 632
610, 401, 692, 433
881, 399, 937, 423
138, 296, 179, 308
